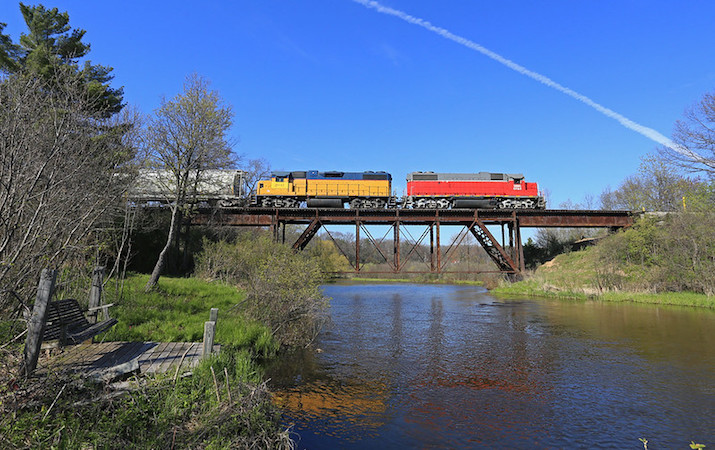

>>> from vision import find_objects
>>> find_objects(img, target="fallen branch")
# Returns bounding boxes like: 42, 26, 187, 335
43, 383, 67, 421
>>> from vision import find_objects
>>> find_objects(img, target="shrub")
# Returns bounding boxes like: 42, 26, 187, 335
596, 214, 715, 295
195, 233, 330, 347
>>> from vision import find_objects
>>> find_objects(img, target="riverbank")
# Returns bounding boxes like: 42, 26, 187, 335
0, 275, 292, 448
492, 249, 715, 309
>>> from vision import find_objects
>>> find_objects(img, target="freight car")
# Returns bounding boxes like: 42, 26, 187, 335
404, 171, 545, 209
254, 170, 393, 208
129, 169, 247, 206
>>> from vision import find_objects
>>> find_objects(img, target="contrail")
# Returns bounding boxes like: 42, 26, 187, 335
352, 0, 703, 161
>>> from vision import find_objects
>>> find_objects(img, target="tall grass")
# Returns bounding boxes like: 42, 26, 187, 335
103, 274, 278, 357
0, 274, 289, 448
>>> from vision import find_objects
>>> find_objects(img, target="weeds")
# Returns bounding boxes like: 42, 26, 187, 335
0, 274, 290, 448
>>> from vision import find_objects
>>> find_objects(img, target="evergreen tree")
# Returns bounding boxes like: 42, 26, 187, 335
0, 3, 124, 116
0, 23, 20, 72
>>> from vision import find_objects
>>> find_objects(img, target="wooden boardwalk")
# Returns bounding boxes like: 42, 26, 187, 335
38, 341, 220, 381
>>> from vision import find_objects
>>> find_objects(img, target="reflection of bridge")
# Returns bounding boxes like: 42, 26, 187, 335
191, 208, 636, 276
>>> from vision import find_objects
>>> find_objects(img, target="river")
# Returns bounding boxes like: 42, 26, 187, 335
266, 283, 715, 448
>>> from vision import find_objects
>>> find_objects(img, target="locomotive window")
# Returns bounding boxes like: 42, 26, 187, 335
259, 183, 264, 188
276, 177, 285, 182
514, 179, 521, 184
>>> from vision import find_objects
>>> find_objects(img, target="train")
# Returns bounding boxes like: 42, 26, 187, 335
252, 170, 545, 209
255, 170, 393, 208
129, 169, 545, 209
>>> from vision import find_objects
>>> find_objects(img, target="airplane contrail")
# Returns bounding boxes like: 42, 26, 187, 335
352, 0, 703, 161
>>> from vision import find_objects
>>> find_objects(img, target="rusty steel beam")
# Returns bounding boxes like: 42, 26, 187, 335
192, 212, 273, 226
187, 207, 637, 276
292, 218, 322, 251
190, 208, 636, 228
469, 222, 518, 274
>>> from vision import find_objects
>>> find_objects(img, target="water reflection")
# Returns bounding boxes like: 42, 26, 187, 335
266, 284, 715, 448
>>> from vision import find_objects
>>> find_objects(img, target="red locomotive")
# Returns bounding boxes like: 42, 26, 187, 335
405, 171, 545, 209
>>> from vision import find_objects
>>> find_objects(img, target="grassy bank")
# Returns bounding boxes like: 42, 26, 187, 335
492, 249, 715, 309
104, 274, 277, 357
0, 274, 291, 449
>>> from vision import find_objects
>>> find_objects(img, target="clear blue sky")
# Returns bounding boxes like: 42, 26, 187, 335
3, 1, 715, 208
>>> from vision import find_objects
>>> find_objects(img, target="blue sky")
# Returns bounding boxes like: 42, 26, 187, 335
3, 0, 715, 208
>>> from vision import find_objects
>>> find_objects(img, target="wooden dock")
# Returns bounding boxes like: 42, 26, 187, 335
37, 341, 220, 381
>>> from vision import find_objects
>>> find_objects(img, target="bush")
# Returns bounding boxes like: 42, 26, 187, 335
596, 214, 715, 295
195, 233, 330, 347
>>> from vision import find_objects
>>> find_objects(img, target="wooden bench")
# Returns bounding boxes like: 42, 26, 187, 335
41, 299, 118, 349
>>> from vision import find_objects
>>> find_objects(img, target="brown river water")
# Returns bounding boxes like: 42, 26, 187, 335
265, 283, 715, 449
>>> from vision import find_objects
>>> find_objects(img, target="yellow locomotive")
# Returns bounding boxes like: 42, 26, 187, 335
255, 170, 392, 208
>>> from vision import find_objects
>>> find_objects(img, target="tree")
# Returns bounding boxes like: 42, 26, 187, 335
600, 154, 706, 211
0, 69, 136, 312
239, 157, 271, 199
662, 91, 715, 175
0, 23, 20, 72
143, 73, 236, 291
0, 3, 123, 116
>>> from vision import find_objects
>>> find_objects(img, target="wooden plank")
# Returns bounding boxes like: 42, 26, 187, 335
145, 342, 177, 374
136, 342, 164, 373
140, 342, 170, 374
91, 342, 141, 374
187, 342, 205, 368
86, 341, 145, 380
40, 340, 222, 379
60, 342, 109, 367
158, 342, 188, 374
73, 342, 124, 376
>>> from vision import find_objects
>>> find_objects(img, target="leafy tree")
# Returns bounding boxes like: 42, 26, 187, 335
600, 154, 706, 211
143, 73, 236, 291
596, 214, 715, 295
0, 3, 123, 116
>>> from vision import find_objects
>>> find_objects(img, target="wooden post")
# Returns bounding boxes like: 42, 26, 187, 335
203, 322, 216, 358
203, 308, 218, 358
88, 266, 105, 323
23, 269, 57, 377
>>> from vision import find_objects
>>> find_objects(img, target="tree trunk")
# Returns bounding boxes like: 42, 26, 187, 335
145, 205, 180, 291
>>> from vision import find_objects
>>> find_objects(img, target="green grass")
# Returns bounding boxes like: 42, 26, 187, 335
0, 274, 290, 448
492, 250, 715, 309
103, 274, 278, 357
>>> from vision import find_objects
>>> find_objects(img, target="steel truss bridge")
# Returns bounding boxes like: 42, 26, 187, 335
189, 207, 636, 277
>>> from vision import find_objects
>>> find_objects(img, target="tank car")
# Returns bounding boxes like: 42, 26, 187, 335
404, 171, 545, 209
254, 170, 392, 208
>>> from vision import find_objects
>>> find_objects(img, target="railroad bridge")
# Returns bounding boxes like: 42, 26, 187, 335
190, 207, 636, 277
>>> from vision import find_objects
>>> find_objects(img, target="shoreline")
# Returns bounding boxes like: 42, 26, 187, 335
491, 278, 715, 309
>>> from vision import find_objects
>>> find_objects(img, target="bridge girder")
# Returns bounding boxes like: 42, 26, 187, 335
189, 207, 636, 276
